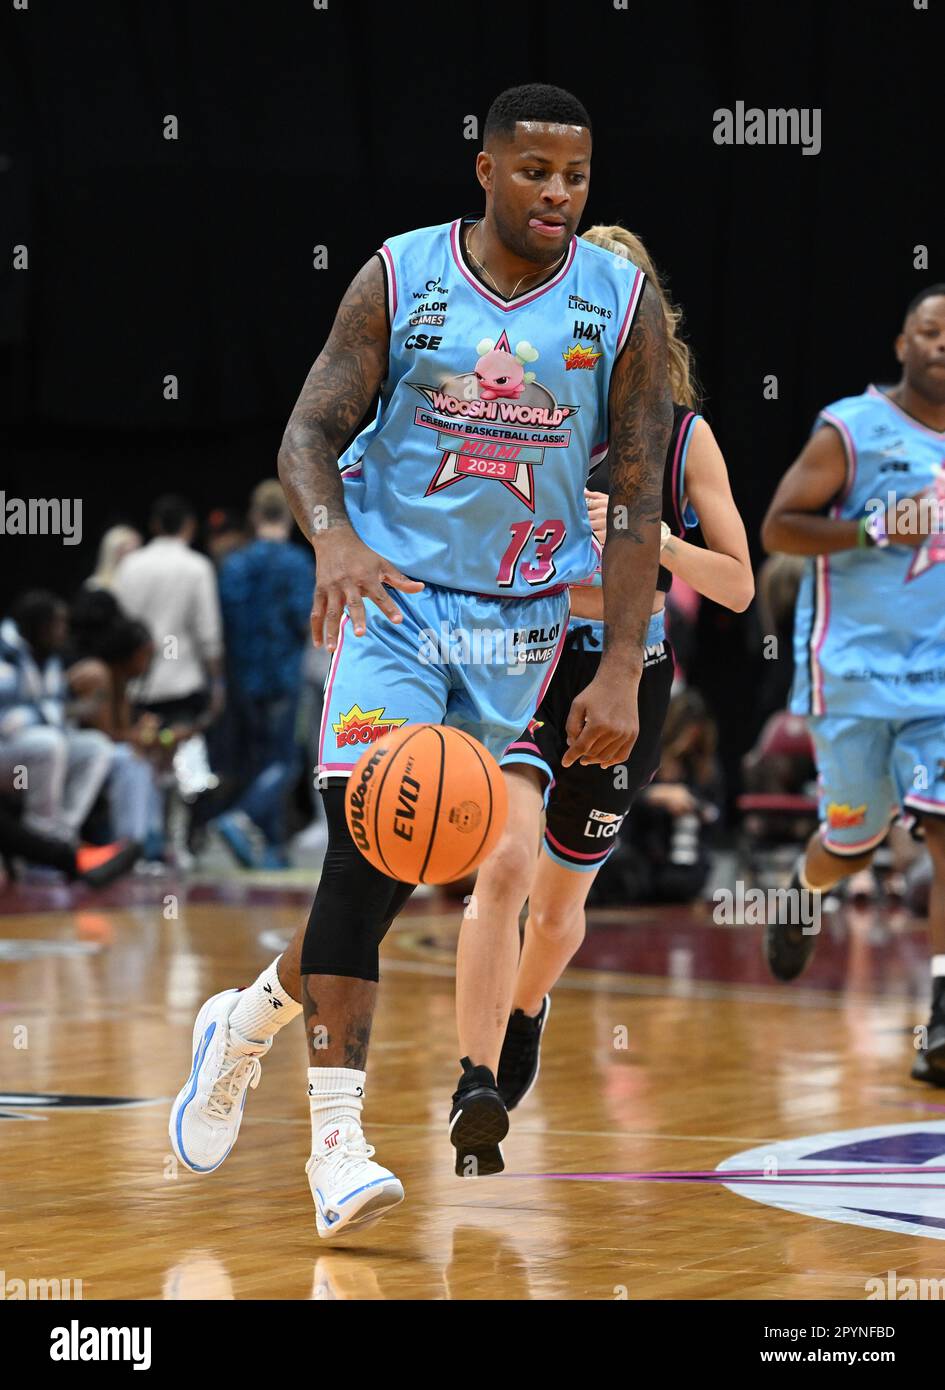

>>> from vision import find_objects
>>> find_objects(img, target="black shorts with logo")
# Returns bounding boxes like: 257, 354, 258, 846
501, 614, 674, 872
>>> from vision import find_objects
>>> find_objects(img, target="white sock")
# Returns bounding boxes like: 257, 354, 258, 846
931, 955, 945, 981
308, 1068, 365, 1152
229, 956, 301, 1043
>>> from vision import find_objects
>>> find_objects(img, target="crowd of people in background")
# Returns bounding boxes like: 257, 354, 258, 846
0, 482, 327, 886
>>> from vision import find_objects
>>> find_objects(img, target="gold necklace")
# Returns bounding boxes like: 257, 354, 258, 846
465, 220, 567, 300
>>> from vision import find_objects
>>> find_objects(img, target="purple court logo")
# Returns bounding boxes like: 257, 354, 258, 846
717, 1120, 945, 1241
503, 1119, 945, 1243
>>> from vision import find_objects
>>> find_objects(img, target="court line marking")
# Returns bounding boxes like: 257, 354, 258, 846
248, 1116, 778, 1143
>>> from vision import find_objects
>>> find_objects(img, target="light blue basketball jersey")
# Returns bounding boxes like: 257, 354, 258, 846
791, 385, 945, 718
338, 217, 645, 598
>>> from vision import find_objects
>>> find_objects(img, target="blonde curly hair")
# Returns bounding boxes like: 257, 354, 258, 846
582, 223, 699, 410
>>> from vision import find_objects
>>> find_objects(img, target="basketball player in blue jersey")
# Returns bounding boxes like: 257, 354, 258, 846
168, 84, 674, 1237
449, 226, 753, 1173
762, 286, 945, 1085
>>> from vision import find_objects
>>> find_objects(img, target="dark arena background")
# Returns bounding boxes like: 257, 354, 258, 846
2, 0, 945, 1344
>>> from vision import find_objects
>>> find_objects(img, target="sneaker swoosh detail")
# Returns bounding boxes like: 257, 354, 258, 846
315, 1175, 400, 1230
336, 1175, 399, 1207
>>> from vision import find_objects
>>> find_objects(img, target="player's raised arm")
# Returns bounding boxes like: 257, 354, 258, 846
760, 426, 857, 555
278, 255, 423, 650
562, 281, 672, 769
659, 420, 754, 611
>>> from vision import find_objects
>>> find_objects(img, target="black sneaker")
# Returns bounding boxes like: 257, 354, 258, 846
764, 867, 820, 982
913, 999, 945, 1085
911, 1047, 945, 1087
448, 1057, 508, 1177
497, 996, 551, 1110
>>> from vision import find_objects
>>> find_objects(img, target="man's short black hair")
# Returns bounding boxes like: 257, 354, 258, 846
484, 84, 592, 147
150, 494, 195, 535
904, 284, 945, 322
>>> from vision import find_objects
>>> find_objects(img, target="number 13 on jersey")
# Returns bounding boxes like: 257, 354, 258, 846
497, 520, 567, 587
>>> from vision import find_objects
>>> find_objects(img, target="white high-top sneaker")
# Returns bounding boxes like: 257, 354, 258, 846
169, 989, 271, 1172
306, 1120, 404, 1239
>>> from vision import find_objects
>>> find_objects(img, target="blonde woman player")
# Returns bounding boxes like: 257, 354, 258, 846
449, 226, 755, 1176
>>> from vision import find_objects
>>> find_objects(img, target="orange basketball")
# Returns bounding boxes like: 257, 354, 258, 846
344, 724, 508, 885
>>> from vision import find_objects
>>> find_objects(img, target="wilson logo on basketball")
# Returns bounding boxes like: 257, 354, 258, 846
333, 702, 407, 748
448, 801, 482, 834
347, 746, 388, 854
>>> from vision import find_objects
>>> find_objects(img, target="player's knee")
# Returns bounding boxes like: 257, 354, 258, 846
300, 784, 408, 980
528, 899, 586, 945
476, 828, 535, 901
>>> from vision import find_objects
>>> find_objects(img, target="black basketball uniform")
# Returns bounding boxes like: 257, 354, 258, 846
500, 403, 701, 872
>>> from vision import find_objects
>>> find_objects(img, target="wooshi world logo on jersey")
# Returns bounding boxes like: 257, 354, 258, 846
410, 330, 582, 511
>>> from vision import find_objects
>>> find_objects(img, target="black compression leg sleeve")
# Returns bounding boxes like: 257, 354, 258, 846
299, 785, 417, 981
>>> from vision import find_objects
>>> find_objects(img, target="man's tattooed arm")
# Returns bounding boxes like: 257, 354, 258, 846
601, 281, 673, 665
278, 255, 389, 544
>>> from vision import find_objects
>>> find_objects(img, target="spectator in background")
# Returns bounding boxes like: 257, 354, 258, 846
86, 525, 142, 593
206, 508, 247, 569
114, 495, 225, 739
212, 480, 314, 868
0, 591, 115, 848
66, 592, 164, 856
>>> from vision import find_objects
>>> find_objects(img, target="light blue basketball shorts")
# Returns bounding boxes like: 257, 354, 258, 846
809, 713, 945, 855
316, 581, 571, 783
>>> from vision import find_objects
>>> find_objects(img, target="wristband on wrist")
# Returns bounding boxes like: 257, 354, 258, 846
863, 509, 890, 548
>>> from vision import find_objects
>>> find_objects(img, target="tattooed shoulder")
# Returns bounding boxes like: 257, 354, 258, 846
606, 280, 673, 512
288, 256, 390, 451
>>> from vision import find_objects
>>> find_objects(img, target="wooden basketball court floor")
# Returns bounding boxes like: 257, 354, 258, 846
3, 870, 945, 1301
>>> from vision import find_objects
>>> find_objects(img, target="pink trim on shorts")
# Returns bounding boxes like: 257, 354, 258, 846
533, 618, 570, 709
316, 613, 350, 769
904, 794, 945, 814
819, 821, 890, 856
810, 555, 831, 716
545, 825, 610, 862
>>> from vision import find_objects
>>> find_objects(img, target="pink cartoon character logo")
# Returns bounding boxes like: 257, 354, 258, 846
473, 336, 540, 400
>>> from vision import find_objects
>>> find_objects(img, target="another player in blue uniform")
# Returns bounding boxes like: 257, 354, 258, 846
169, 84, 673, 1236
762, 285, 945, 1085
